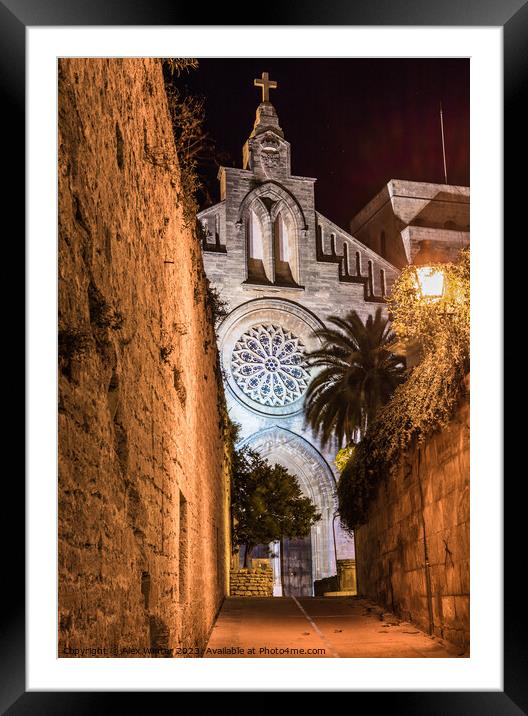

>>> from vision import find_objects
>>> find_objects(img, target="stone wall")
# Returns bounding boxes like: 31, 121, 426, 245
349, 180, 470, 269
355, 398, 469, 649
313, 576, 338, 596
230, 568, 274, 597
337, 559, 357, 593
58, 58, 229, 657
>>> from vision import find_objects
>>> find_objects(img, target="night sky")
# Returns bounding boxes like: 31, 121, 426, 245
182, 59, 469, 231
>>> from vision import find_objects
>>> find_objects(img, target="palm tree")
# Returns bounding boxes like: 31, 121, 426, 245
304, 308, 405, 447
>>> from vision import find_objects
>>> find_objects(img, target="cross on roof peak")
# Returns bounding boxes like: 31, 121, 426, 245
254, 72, 277, 103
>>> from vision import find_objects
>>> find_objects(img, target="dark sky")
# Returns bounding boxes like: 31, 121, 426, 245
182, 58, 469, 231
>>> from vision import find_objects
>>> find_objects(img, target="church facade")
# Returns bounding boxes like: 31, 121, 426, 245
198, 73, 469, 596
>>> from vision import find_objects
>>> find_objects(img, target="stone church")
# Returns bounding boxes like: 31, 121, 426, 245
198, 73, 470, 596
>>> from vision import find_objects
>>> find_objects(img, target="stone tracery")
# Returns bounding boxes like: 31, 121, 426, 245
231, 324, 310, 407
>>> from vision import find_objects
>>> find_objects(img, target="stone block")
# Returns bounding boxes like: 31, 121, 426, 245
454, 595, 469, 627
441, 595, 456, 624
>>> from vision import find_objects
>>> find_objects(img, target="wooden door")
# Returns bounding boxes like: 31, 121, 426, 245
281, 535, 313, 596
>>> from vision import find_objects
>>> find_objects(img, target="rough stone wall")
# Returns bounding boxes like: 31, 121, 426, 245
355, 399, 469, 649
230, 568, 274, 597
58, 58, 229, 657
349, 180, 470, 268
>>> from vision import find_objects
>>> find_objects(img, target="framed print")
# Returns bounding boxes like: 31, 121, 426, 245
6, 0, 522, 708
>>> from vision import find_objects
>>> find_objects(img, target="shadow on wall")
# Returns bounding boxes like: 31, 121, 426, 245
355, 397, 470, 650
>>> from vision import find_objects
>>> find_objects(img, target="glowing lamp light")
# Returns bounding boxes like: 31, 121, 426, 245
412, 240, 447, 301
415, 266, 445, 300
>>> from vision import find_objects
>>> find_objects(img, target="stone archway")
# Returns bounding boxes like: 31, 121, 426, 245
240, 426, 338, 595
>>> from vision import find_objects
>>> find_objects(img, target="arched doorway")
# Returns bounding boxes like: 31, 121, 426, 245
240, 426, 337, 596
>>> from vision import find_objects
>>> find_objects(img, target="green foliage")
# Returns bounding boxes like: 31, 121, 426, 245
337, 249, 470, 531
304, 308, 405, 448
337, 433, 384, 534
223, 415, 240, 469
231, 447, 321, 564
206, 283, 229, 329
379, 248, 470, 462
389, 248, 470, 359
334, 445, 355, 474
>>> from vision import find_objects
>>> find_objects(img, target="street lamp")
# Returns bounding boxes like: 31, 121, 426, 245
394, 240, 452, 369
414, 266, 445, 300
412, 240, 447, 300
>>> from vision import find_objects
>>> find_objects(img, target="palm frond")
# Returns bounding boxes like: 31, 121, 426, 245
303, 308, 405, 446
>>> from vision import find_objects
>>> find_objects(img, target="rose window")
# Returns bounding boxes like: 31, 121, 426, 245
231, 325, 310, 407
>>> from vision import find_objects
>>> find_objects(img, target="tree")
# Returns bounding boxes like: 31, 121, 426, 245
336, 249, 470, 532
231, 447, 321, 568
304, 308, 405, 448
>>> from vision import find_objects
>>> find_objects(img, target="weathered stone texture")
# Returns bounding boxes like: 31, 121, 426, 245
58, 58, 229, 657
230, 568, 274, 597
337, 559, 357, 592
355, 398, 469, 650
349, 179, 470, 268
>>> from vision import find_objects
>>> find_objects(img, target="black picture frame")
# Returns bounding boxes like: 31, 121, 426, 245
7, 0, 520, 709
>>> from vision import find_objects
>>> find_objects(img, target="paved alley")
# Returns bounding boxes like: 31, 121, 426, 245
204, 597, 468, 658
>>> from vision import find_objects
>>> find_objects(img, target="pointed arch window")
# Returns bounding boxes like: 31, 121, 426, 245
247, 209, 270, 284
249, 210, 264, 259
273, 212, 298, 287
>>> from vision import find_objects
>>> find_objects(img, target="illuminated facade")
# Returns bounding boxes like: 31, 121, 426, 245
198, 74, 468, 595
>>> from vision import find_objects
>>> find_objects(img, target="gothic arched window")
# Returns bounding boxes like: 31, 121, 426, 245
276, 213, 290, 263
247, 209, 270, 284
273, 212, 298, 287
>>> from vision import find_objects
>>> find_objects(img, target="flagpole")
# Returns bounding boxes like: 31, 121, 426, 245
440, 102, 448, 184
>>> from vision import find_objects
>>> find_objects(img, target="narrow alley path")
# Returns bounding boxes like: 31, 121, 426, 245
204, 597, 467, 658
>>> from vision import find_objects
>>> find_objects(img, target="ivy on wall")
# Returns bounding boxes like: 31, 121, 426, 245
338, 249, 470, 532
